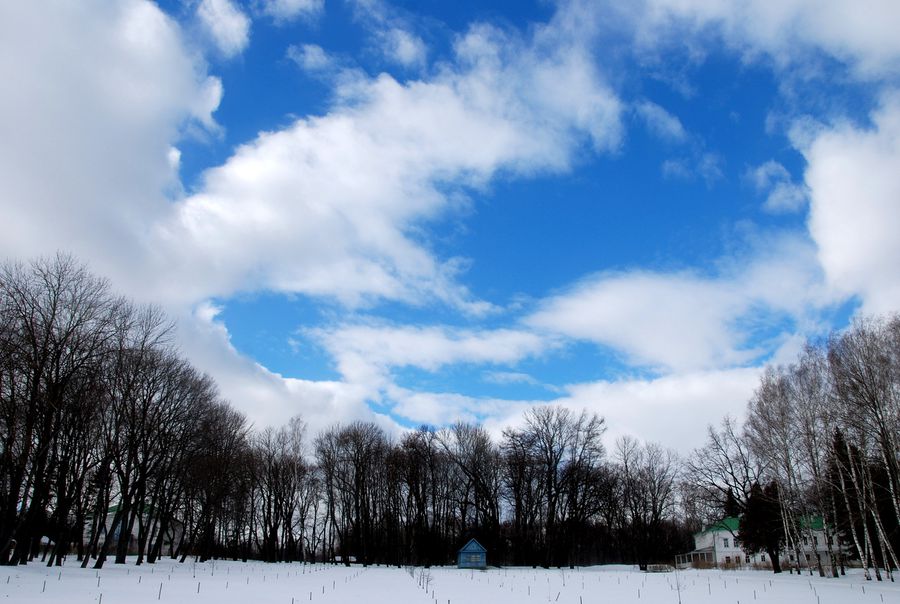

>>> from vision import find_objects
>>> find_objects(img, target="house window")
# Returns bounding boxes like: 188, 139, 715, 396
789, 554, 794, 561
723, 538, 729, 548
813, 536, 819, 546
802, 537, 808, 545
761, 554, 766, 562
806, 554, 811, 562
746, 555, 751, 563
725, 556, 732, 564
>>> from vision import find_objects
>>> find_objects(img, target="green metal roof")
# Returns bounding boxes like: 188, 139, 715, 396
700, 515, 824, 535
799, 516, 825, 531
700, 517, 740, 534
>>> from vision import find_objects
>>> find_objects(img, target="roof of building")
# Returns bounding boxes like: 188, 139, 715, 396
698, 515, 825, 535
458, 538, 487, 553
699, 517, 740, 535
799, 516, 825, 530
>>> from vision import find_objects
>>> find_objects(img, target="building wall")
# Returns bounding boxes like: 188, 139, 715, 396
693, 532, 714, 551
702, 528, 840, 569
458, 552, 486, 568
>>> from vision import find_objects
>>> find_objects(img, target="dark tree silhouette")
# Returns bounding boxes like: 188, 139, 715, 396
739, 481, 784, 573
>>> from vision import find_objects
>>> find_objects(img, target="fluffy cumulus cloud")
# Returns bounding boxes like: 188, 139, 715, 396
385, 385, 538, 428
448, 367, 763, 451
553, 367, 762, 451
801, 92, 900, 314
0, 0, 624, 315
293, 228, 834, 442
180, 303, 386, 432
0, 0, 623, 438
186, 311, 549, 434
197, 0, 251, 58
617, 0, 900, 78
4, 0, 898, 452
527, 234, 831, 371
153, 17, 622, 309
0, 0, 221, 291
311, 323, 552, 389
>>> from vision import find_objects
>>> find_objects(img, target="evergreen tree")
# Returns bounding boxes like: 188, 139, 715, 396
739, 481, 784, 573
723, 489, 742, 518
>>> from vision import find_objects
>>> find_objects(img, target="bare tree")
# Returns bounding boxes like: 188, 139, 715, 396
616, 436, 678, 568
685, 416, 763, 519
0, 254, 119, 565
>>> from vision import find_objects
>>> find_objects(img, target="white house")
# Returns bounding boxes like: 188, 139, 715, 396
676, 517, 841, 570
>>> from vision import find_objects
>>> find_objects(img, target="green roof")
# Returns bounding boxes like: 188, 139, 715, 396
701, 517, 740, 534
700, 515, 824, 535
799, 516, 825, 531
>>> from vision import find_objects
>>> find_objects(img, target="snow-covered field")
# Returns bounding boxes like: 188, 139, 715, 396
2, 559, 898, 603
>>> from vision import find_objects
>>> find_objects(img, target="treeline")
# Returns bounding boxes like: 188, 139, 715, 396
685, 316, 900, 579
310, 412, 686, 568
7, 254, 896, 576
0, 255, 689, 568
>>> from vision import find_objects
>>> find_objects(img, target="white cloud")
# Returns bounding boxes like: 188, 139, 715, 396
697, 152, 724, 183
197, 0, 250, 58
183, 309, 548, 437
661, 158, 691, 179
482, 370, 542, 386
348, 0, 428, 70
747, 160, 808, 213
381, 28, 427, 68
661, 152, 722, 185
258, 0, 323, 23
7, 0, 887, 454
3, 1, 621, 316
0, 0, 221, 290
261, 316, 760, 451
527, 234, 831, 371
530, 271, 746, 371
0, 0, 625, 439
385, 385, 537, 428
457, 367, 763, 452
150, 18, 622, 309
167, 146, 182, 171
286, 43, 335, 71
311, 323, 552, 388
635, 100, 687, 142
180, 302, 393, 434
620, 0, 900, 79
553, 367, 762, 452
800, 92, 900, 314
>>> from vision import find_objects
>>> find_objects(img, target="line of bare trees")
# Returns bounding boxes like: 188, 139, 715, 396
685, 316, 900, 579
1, 256, 689, 568
311, 410, 683, 569
0, 254, 251, 567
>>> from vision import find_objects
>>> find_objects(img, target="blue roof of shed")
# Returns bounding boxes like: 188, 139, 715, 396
458, 538, 486, 553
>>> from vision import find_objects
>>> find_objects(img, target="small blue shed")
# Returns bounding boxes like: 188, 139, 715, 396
457, 538, 487, 569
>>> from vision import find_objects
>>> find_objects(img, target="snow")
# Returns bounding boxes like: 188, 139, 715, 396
1, 560, 898, 603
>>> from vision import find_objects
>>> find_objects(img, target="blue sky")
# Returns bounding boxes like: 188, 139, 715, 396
2, 0, 899, 450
